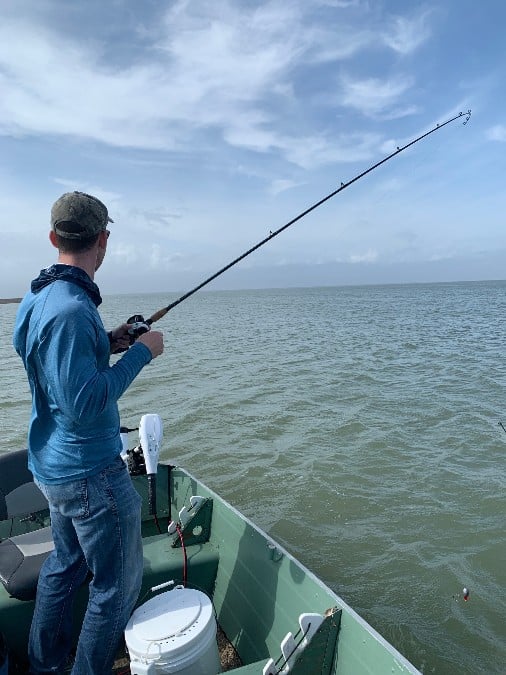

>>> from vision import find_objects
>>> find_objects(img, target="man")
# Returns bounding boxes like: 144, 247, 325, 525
13, 191, 164, 674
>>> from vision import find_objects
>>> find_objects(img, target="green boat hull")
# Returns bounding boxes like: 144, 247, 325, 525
0, 461, 420, 673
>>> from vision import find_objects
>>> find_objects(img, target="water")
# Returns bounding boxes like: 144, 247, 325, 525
1, 281, 505, 674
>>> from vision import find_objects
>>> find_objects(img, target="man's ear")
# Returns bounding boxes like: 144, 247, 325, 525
49, 230, 58, 249
98, 229, 109, 248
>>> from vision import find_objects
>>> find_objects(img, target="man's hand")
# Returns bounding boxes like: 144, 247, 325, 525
137, 331, 164, 359
108, 323, 133, 354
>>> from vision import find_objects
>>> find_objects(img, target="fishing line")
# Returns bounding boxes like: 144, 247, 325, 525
128, 109, 471, 336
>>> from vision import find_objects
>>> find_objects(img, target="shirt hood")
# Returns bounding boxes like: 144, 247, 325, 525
31, 264, 102, 307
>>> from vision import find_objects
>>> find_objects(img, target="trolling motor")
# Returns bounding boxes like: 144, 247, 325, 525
121, 414, 163, 515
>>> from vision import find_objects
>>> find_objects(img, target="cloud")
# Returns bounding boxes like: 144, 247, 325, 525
349, 248, 378, 263
0, 3, 310, 154
317, 0, 363, 7
109, 242, 139, 265
0, 1, 429, 171
0, 21, 176, 149
224, 124, 382, 168
269, 179, 301, 196
381, 9, 434, 55
283, 131, 382, 168
339, 74, 415, 118
486, 125, 506, 142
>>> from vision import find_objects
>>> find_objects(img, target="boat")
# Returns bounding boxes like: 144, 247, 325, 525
0, 414, 421, 674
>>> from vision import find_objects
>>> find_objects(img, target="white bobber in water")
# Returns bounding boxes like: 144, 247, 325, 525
125, 586, 221, 675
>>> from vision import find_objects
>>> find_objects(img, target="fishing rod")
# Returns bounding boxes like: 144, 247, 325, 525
126, 109, 472, 339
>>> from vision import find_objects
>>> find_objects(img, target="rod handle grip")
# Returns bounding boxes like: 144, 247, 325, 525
147, 307, 169, 325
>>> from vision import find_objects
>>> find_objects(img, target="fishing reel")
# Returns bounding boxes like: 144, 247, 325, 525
126, 314, 151, 344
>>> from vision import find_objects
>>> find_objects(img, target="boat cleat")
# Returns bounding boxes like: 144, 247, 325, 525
167, 496, 213, 547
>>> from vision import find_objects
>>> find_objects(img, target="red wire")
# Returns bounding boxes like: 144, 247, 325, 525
175, 524, 187, 587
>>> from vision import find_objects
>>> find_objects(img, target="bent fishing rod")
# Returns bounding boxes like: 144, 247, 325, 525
126, 109, 472, 340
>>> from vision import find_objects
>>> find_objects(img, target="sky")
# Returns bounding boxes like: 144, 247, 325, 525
1, 0, 505, 298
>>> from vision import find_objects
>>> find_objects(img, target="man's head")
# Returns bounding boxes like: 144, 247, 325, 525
51, 191, 113, 252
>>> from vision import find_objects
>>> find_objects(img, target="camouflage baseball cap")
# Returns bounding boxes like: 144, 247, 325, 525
50, 191, 114, 239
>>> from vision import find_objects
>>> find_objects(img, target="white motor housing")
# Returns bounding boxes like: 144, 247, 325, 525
139, 414, 163, 475
139, 414, 163, 515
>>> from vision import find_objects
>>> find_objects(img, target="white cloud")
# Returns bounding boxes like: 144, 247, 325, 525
339, 74, 415, 118
381, 9, 434, 55
282, 131, 382, 168
317, 0, 363, 7
109, 242, 139, 265
303, 27, 373, 64
0, 2, 313, 155
486, 125, 506, 142
0, 1, 428, 169
349, 248, 378, 263
269, 179, 301, 195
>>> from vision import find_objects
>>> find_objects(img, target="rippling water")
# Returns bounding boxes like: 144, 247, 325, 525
1, 282, 505, 674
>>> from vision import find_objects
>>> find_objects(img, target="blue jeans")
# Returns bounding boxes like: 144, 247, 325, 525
29, 456, 143, 674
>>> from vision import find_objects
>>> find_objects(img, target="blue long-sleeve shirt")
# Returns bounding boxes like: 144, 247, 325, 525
13, 264, 152, 484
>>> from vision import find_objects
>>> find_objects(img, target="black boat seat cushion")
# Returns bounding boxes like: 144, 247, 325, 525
0, 448, 54, 601
0, 528, 54, 601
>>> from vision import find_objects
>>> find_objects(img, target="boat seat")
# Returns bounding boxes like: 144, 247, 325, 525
0, 449, 53, 601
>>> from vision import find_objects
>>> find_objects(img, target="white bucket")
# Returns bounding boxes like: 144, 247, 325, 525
125, 587, 222, 675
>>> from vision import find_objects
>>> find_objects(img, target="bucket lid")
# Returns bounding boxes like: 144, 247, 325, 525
130, 588, 214, 643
